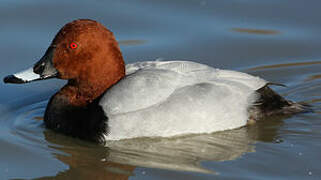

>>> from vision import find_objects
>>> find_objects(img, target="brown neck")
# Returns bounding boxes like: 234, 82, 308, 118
52, 24, 126, 107
58, 61, 125, 107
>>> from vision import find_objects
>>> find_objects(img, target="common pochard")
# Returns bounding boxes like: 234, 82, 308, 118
4, 19, 306, 142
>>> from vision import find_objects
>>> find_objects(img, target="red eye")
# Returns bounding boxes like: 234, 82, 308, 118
70, 42, 78, 49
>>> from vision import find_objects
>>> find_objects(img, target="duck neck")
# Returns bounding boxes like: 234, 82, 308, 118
59, 68, 125, 107
43, 59, 125, 142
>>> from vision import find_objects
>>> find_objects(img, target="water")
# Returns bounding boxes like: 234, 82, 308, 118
0, 0, 320, 179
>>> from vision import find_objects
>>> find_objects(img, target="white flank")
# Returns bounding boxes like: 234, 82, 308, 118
100, 60, 267, 141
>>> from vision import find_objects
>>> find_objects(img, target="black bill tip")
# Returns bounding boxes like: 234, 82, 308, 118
3, 75, 26, 84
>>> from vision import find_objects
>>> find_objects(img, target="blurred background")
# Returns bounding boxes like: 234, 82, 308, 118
0, 0, 320, 179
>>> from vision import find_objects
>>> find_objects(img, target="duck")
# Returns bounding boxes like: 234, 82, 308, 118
3, 19, 306, 143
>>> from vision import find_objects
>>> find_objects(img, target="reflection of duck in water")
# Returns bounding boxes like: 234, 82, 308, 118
37, 130, 136, 180
38, 116, 284, 178
4, 19, 307, 142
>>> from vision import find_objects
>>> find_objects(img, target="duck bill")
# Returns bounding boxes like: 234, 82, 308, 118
3, 46, 58, 84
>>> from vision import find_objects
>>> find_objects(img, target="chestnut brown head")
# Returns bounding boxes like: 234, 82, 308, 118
4, 19, 125, 89
51, 19, 124, 81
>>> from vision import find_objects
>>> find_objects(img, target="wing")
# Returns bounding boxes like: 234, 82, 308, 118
100, 61, 266, 115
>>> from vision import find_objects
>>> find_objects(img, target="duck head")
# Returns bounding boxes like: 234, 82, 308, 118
4, 19, 125, 104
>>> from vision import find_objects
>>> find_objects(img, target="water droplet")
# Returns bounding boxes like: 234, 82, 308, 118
200, 1, 207, 6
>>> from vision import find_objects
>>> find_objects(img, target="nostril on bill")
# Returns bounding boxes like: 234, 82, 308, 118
33, 62, 45, 75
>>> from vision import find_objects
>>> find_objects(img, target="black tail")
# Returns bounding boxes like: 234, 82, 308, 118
248, 84, 310, 121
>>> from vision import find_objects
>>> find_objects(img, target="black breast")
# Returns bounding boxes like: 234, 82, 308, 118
44, 93, 108, 143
